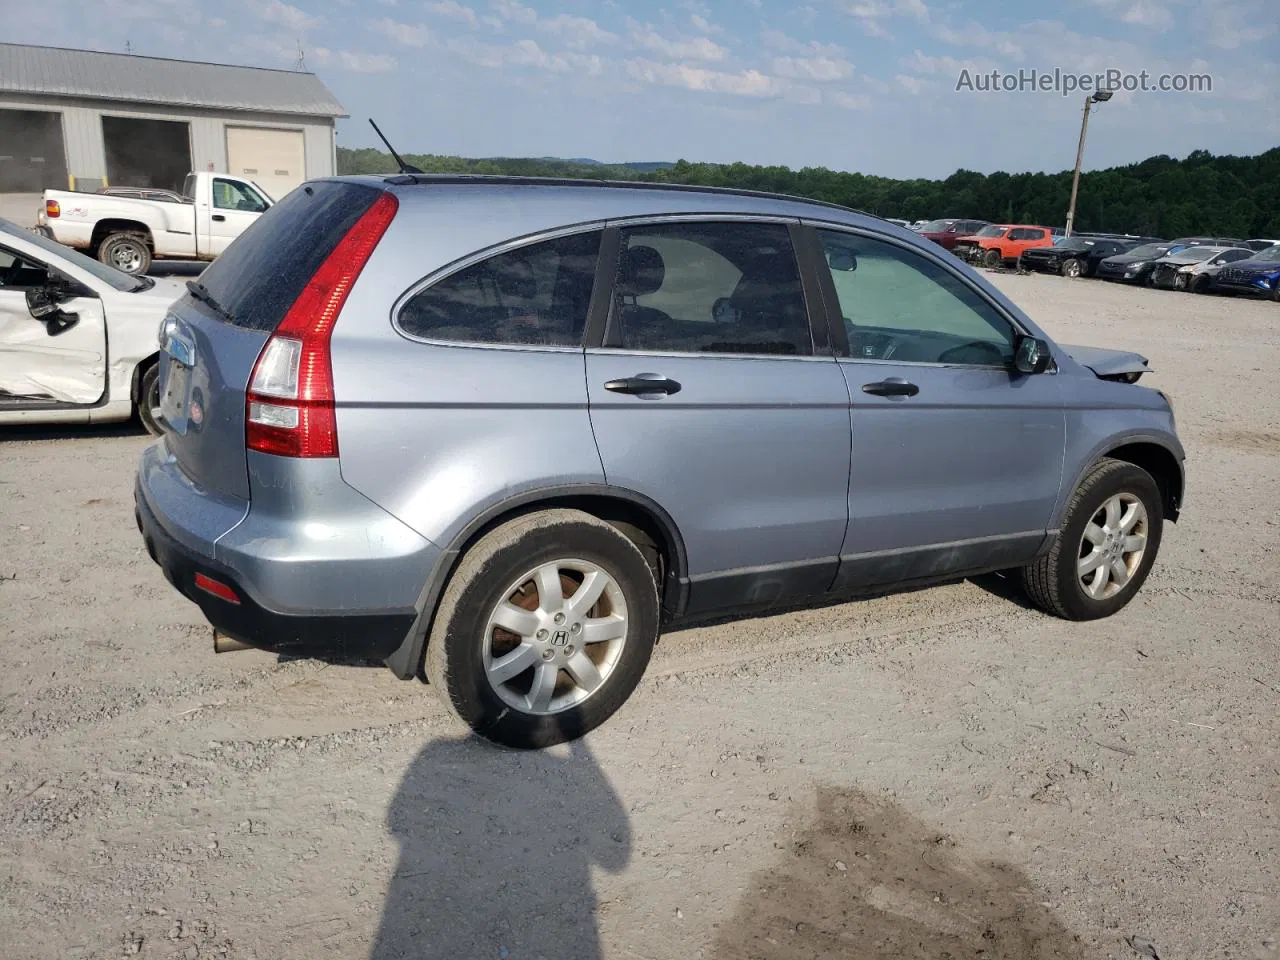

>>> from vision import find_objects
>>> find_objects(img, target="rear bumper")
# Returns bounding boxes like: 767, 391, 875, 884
134, 440, 442, 663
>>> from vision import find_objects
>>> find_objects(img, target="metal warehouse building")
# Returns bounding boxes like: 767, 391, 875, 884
0, 43, 346, 203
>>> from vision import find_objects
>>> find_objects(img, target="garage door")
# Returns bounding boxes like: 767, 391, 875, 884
102, 116, 192, 193
226, 127, 305, 203
0, 109, 68, 192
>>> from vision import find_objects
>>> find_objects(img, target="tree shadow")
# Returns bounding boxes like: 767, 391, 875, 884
712, 784, 1103, 960
371, 729, 630, 959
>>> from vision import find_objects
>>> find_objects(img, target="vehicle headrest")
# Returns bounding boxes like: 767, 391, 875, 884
619, 245, 665, 297
491, 257, 537, 300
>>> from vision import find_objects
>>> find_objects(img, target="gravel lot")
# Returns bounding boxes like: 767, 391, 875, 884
1, 273, 1277, 960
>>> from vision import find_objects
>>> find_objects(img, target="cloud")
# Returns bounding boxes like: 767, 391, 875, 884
253, 0, 319, 31
625, 58, 780, 96
828, 90, 872, 110
1087, 0, 1175, 30
311, 47, 398, 72
760, 27, 843, 58
493, 0, 537, 26
424, 0, 478, 27
896, 73, 925, 94
928, 20, 1024, 59
772, 56, 854, 82
540, 13, 617, 49
690, 13, 723, 34
840, 0, 929, 37
628, 20, 727, 62
446, 36, 604, 74
368, 17, 429, 47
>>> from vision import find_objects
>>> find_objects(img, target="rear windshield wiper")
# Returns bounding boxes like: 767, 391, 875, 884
185, 280, 234, 323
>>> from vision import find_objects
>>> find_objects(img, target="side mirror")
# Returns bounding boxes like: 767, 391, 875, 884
827, 249, 858, 272
1014, 335, 1052, 375
25, 287, 58, 318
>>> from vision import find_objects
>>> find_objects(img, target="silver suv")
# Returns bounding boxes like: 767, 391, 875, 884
135, 176, 1184, 748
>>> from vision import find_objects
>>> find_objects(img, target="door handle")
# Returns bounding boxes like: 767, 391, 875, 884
861, 378, 919, 398
603, 374, 682, 398
211, 214, 226, 222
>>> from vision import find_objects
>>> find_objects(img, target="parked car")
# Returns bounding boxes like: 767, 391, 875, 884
1167, 236, 1246, 250
0, 217, 178, 432
953, 224, 1055, 268
1095, 242, 1179, 283
38, 171, 274, 276
908, 220, 928, 231
1244, 239, 1279, 252
1019, 236, 1152, 278
1205, 244, 1280, 298
133, 175, 1184, 748
1148, 246, 1255, 290
916, 219, 990, 251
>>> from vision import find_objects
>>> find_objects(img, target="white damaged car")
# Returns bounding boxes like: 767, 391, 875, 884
0, 217, 181, 433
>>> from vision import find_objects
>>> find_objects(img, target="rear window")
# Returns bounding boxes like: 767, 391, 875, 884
194, 181, 381, 332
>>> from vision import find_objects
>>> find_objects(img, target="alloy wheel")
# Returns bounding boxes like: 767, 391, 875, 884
1077, 493, 1148, 600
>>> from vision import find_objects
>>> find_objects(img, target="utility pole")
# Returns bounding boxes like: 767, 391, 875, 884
1064, 88, 1113, 238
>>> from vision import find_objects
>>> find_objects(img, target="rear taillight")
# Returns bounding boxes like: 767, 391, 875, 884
45, 200, 60, 218
245, 191, 398, 458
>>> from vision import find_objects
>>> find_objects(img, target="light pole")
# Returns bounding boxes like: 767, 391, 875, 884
1064, 88, 1113, 238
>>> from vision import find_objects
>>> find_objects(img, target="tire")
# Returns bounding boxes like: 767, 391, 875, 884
1021, 459, 1163, 621
983, 249, 1003, 269
1060, 258, 1082, 279
1173, 272, 1189, 291
425, 508, 660, 749
98, 233, 151, 276
1192, 275, 1211, 295
135, 362, 162, 436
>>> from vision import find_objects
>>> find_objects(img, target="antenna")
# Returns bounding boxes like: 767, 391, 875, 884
295, 39, 307, 71
125, 39, 133, 55
368, 119, 424, 175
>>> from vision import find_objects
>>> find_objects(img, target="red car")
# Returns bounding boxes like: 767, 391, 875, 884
916, 218, 990, 251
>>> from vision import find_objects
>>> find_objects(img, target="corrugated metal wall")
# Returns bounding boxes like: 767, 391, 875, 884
0, 93, 335, 192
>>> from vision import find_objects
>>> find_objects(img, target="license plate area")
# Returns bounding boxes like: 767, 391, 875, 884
159, 330, 195, 435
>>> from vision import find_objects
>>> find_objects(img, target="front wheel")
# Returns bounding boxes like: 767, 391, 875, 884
1020, 458, 1163, 620
1060, 258, 1082, 279
425, 509, 660, 748
983, 249, 1003, 269
136, 362, 162, 436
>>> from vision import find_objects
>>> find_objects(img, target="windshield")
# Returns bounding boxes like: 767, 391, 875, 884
1056, 238, 1095, 251
1124, 244, 1169, 259
975, 225, 1007, 238
919, 220, 957, 233
0, 218, 149, 292
1249, 245, 1280, 262
1177, 246, 1220, 260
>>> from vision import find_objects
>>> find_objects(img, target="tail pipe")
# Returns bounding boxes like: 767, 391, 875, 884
213, 630, 253, 654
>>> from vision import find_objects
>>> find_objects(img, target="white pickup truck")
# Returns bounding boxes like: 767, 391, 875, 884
38, 171, 274, 276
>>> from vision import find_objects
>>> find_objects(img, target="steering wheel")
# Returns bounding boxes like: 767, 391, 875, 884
937, 341, 1007, 366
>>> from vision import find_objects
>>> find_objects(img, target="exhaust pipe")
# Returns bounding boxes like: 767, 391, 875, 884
213, 630, 253, 654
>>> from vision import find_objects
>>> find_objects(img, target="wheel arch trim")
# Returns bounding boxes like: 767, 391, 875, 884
1054, 433, 1185, 529
384, 483, 688, 680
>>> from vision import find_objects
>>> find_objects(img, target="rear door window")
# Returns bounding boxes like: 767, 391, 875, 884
398, 231, 601, 346
194, 181, 381, 332
607, 221, 812, 356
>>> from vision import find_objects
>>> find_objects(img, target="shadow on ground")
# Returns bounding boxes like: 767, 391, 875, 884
371, 731, 630, 959
713, 785, 1100, 960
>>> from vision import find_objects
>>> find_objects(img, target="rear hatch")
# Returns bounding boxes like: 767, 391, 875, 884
156, 181, 384, 499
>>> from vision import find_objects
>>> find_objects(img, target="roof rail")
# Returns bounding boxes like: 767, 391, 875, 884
381, 173, 875, 219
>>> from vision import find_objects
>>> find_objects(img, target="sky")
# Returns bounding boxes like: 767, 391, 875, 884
9, 0, 1279, 179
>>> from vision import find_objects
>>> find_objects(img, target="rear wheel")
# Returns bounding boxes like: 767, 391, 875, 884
425, 509, 660, 748
1060, 258, 1082, 278
1021, 459, 1163, 621
98, 233, 151, 276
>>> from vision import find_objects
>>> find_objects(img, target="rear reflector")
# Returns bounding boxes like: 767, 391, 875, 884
245, 191, 399, 458
45, 200, 60, 218
194, 572, 241, 604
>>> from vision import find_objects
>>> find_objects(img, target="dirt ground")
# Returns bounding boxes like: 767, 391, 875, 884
1, 273, 1277, 960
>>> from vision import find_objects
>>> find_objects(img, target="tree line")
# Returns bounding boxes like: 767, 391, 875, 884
337, 145, 1280, 239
